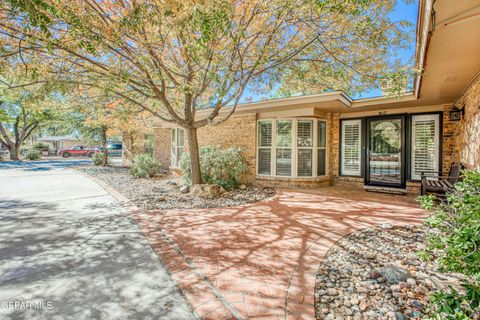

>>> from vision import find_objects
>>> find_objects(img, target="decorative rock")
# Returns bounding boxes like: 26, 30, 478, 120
359, 300, 368, 311
179, 185, 190, 193
191, 184, 225, 199
369, 270, 381, 279
377, 265, 413, 284
410, 300, 424, 310
364, 252, 376, 259
406, 278, 417, 287
239, 184, 247, 190
395, 312, 408, 320
381, 223, 393, 229
327, 288, 338, 296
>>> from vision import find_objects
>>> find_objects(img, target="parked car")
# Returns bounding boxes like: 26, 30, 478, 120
98, 143, 123, 157
58, 145, 98, 158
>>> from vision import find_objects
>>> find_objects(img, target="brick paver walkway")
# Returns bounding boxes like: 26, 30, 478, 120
132, 187, 424, 320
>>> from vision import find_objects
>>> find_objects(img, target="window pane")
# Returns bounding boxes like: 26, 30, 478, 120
172, 128, 176, 148
411, 114, 439, 180
341, 120, 361, 176
258, 149, 271, 175
317, 149, 326, 176
178, 147, 184, 163
276, 149, 292, 176
298, 149, 312, 176
318, 121, 326, 148
276, 120, 292, 147
297, 121, 313, 147
177, 129, 185, 147
258, 122, 272, 147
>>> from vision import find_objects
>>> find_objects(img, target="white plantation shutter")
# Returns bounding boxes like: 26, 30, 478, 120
297, 149, 312, 176
411, 114, 440, 180
258, 121, 273, 175
317, 121, 327, 176
297, 121, 313, 176
276, 149, 292, 176
276, 120, 292, 176
341, 120, 362, 176
297, 121, 313, 147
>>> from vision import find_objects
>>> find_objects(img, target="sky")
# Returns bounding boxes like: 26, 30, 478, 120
240, 0, 419, 103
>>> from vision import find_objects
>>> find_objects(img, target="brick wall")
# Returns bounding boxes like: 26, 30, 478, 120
196, 114, 257, 184
152, 128, 171, 167
449, 75, 480, 170
122, 131, 147, 165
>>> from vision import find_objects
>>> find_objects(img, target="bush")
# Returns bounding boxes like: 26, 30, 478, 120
418, 169, 480, 319
33, 142, 50, 151
130, 153, 162, 178
24, 150, 41, 161
92, 153, 109, 166
180, 146, 247, 190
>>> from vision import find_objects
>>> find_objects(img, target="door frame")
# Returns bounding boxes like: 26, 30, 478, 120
364, 115, 407, 188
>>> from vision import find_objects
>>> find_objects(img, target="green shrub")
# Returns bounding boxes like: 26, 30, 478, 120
418, 169, 480, 319
180, 146, 247, 189
92, 153, 109, 166
130, 153, 162, 178
24, 150, 41, 161
33, 142, 50, 151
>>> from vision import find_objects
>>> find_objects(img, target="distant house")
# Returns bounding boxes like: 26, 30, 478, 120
36, 135, 85, 153
124, 0, 480, 194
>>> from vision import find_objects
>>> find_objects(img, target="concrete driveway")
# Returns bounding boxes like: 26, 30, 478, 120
0, 160, 194, 320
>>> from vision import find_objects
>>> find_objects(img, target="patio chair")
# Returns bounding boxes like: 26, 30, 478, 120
420, 162, 464, 196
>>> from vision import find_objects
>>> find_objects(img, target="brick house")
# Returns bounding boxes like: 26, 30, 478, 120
124, 0, 480, 194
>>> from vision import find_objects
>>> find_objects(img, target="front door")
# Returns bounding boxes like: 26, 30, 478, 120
366, 116, 405, 187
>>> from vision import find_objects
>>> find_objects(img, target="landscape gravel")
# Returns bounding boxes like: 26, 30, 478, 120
315, 225, 464, 320
76, 165, 275, 210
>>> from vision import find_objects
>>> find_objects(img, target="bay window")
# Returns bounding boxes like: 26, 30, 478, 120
257, 119, 327, 178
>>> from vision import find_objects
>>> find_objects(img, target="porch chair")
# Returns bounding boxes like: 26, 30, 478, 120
420, 162, 464, 196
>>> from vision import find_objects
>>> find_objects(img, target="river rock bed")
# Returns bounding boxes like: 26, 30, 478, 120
76, 165, 275, 210
315, 225, 463, 320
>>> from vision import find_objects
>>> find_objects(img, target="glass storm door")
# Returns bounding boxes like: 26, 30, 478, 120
366, 117, 405, 187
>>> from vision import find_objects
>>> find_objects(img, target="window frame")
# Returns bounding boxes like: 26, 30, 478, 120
256, 118, 328, 178
410, 113, 441, 181
171, 128, 185, 167
340, 119, 363, 177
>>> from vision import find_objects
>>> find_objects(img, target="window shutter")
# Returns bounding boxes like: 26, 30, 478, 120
258, 122, 272, 147
411, 114, 440, 180
341, 120, 362, 176
318, 121, 326, 148
297, 149, 312, 176
317, 149, 326, 176
297, 121, 313, 147
258, 121, 272, 175
258, 149, 271, 175
276, 149, 292, 176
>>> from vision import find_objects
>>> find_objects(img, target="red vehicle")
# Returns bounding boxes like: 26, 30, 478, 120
58, 145, 98, 158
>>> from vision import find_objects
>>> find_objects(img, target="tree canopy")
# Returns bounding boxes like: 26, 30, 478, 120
0, 0, 415, 181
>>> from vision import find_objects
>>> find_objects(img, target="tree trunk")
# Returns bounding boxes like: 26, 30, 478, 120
186, 127, 202, 185
101, 126, 108, 166
9, 144, 20, 161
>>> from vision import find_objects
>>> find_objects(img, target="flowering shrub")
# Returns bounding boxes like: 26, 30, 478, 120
180, 146, 247, 189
